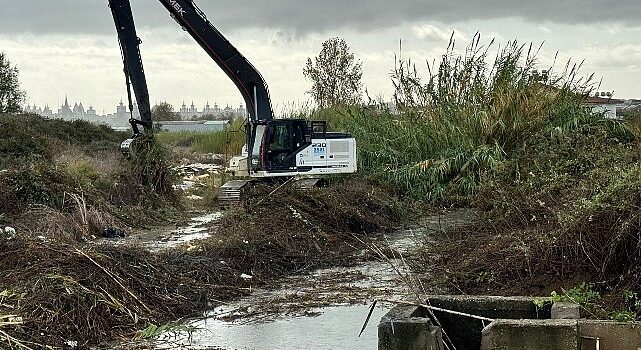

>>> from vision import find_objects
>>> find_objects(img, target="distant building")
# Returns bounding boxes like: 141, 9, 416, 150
72, 102, 86, 118
176, 101, 245, 120
86, 106, 97, 118
157, 120, 228, 133
25, 95, 129, 128
58, 96, 73, 118
24, 103, 42, 115
25, 97, 246, 128
202, 101, 218, 116
131, 102, 140, 119
189, 101, 197, 117
584, 93, 625, 119
42, 105, 53, 118
116, 100, 128, 120
177, 101, 199, 119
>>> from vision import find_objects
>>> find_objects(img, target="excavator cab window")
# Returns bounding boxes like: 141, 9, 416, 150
268, 124, 291, 152
262, 121, 307, 171
311, 121, 327, 138
250, 124, 266, 170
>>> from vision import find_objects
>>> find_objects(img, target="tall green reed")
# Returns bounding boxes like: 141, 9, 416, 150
311, 34, 602, 202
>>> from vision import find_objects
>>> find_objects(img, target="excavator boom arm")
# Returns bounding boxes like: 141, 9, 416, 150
160, 0, 273, 121
158, 0, 274, 122
109, 0, 274, 132
108, 0, 153, 133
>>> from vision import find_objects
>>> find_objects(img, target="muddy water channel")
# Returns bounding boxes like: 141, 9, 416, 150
135, 210, 472, 350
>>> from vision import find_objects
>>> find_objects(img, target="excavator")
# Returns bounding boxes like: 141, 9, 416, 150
108, 0, 357, 203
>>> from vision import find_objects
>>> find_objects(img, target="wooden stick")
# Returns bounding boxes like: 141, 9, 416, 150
75, 248, 152, 314
0, 329, 33, 350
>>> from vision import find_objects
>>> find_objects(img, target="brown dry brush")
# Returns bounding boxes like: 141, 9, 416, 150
213, 179, 407, 277
0, 160, 176, 242
0, 238, 243, 348
0, 180, 406, 348
419, 120, 641, 311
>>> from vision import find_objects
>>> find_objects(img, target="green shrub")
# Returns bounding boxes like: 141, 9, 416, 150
0, 114, 180, 229
128, 135, 177, 196
155, 119, 245, 155
0, 114, 126, 167
0, 163, 78, 215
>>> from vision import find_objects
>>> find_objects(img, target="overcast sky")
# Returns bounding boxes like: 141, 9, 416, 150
1, 0, 641, 114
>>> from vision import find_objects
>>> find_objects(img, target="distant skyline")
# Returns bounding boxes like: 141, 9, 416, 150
25, 96, 245, 115
2, 1, 641, 114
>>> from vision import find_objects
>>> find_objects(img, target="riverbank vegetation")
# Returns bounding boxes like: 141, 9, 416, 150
2, 33, 641, 348
293, 36, 641, 319
322, 36, 639, 319
0, 114, 408, 348
155, 118, 245, 156
309, 38, 600, 203
0, 115, 179, 233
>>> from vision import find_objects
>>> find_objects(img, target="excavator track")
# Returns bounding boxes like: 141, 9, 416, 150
217, 180, 252, 206
217, 177, 327, 207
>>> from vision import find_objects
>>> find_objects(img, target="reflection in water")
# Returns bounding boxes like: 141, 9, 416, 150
150, 210, 473, 350
159, 304, 388, 350
150, 212, 222, 250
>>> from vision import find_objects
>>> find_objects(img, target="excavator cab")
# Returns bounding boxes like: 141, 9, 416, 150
249, 120, 310, 173
238, 119, 356, 179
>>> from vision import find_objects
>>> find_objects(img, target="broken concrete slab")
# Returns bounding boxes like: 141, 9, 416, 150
578, 320, 641, 350
379, 296, 641, 350
480, 319, 579, 350
378, 305, 444, 350
425, 295, 552, 349
551, 302, 581, 320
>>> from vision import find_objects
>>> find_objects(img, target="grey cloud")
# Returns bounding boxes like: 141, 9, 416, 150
1, 1, 641, 36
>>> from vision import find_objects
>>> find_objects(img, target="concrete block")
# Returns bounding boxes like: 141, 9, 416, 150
425, 295, 551, 349
378, 305, 444, 350
578, 320, 641, 350
427, 295, 552, 319
551, 302, 581, 320
481, 319, 579, 350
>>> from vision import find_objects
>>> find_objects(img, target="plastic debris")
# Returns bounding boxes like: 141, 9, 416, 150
102, 228, 127, 239
2, 226, 16, 240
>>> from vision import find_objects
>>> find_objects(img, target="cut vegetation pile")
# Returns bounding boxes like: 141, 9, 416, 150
0, 179, 406, 348
213, 180, 408, 276
0, 114, 407, 348
0, 239, 239, 347
0, 114, 179, 239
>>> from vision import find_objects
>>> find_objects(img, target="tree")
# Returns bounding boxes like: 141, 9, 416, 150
303, 38, 363, 108
0, 52, 26, 114
152, 102, 181, 121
